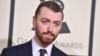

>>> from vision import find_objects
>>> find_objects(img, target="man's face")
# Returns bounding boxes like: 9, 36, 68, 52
33, 7, 63, 45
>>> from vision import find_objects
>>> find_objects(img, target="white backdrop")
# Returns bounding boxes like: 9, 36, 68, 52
0, 0, 100, 56
0, 0, 10, 53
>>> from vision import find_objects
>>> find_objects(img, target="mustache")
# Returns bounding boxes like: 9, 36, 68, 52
42, 31, 55, 37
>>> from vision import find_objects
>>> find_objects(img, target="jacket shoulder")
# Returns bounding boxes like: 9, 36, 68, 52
52, 45, 68, 56
1, 41, 32, 56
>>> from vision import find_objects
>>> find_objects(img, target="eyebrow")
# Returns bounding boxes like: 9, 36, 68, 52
41, 17, 62, 23
41, 18, 48, 20
53, 21, 62, 25
54, 21, 61, 23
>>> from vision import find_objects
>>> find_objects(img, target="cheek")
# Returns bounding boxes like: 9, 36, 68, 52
54, 27, 61, 34
36, 22, 47, 32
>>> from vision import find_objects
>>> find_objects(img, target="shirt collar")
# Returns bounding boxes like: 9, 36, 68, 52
32, 37, 53, 56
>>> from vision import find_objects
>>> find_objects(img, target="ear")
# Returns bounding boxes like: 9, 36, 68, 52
32, 16, 36, 30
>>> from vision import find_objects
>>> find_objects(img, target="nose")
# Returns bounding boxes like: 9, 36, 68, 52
48, 23, 53, 32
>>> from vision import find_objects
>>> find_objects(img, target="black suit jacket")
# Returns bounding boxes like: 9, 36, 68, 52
1, 40, 68, 56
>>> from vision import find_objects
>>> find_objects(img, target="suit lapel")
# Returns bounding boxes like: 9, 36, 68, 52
19, 40, 33, 56
51, 45, 57, 56
51, 45, 68, 56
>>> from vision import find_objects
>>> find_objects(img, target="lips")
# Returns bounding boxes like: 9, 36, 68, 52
44, 33, 53, 37
42, 31, 55, 37
43, 33, 53, 38
46, 33, 52, 36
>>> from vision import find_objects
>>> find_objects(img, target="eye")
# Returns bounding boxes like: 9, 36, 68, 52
42, 20, 49, 24
42, 21, 47, 24
54, 22, 61, 27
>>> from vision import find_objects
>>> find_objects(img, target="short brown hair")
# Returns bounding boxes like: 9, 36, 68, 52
35, 1, 64, 20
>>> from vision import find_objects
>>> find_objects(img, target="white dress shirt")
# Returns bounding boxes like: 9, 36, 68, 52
32, 37, 53, 56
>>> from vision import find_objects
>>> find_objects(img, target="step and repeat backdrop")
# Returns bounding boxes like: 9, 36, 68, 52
0, 0, 100, 56
0, 0, 10, 54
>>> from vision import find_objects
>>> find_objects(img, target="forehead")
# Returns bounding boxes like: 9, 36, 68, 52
38, 7, 63, 21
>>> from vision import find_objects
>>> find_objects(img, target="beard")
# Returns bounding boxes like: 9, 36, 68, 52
35, 27, 59, 45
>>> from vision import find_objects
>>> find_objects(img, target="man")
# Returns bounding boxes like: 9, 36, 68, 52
1, 1, 67, 56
